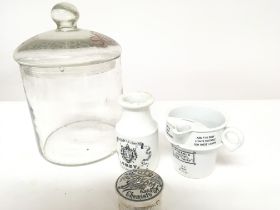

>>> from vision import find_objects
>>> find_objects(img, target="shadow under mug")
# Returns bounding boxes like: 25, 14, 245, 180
166, 106, 244, 151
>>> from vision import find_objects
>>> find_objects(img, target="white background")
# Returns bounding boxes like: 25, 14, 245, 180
1, 0, 280, 100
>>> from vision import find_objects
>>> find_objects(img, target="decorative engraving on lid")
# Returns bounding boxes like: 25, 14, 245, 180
116, 169, 163, 202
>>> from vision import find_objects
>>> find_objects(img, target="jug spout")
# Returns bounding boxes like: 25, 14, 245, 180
166, 117, 193, 144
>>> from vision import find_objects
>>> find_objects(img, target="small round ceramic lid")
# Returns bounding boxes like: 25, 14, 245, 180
14, 2, 121, 67
116, 169, 163, 203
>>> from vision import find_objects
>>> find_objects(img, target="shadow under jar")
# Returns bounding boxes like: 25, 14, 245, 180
13, 2, 122, 166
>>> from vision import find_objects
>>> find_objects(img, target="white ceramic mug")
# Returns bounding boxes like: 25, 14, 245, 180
166, 106, 244, 178
166, 106, 244, 151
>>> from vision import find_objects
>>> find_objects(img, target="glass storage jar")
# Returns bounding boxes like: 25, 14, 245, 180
13, 2, 122, 166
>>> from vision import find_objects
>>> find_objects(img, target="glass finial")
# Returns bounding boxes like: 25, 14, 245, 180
51, 2, 79, 30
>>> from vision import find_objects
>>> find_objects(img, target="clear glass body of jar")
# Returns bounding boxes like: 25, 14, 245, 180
14, 3, 122, 165
21, 60, 121, 165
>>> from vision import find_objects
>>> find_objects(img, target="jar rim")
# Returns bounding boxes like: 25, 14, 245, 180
119, 92, 154, 110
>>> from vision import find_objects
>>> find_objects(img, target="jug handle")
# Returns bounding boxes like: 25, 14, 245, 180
222, 127, 244, 151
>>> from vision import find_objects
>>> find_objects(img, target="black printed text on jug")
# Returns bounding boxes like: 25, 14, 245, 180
194, 135, 216, 146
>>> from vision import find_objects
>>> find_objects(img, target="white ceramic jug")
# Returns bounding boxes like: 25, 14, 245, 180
116, 92, 159, 170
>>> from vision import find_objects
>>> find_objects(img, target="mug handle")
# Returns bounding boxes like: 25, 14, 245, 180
221, 127, 244, 151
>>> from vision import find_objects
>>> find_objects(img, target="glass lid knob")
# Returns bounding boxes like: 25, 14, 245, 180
51, 2, 79, 31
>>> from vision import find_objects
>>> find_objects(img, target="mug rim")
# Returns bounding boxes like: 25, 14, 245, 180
166, 121, 227, 133
168, 106, 227, 131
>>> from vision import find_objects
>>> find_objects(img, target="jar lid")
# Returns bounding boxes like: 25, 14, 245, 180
116, 169, 163, 208
14, 2, 121, 67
